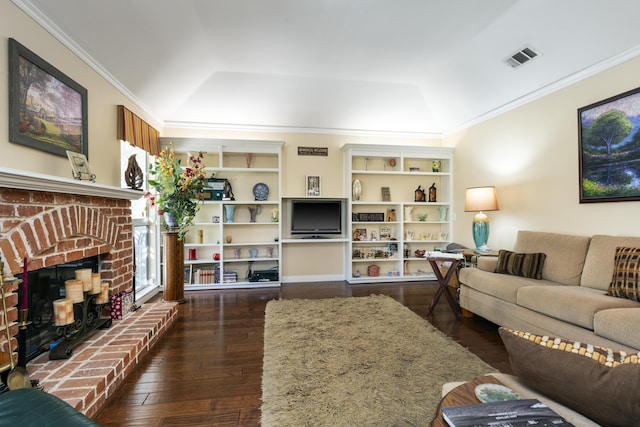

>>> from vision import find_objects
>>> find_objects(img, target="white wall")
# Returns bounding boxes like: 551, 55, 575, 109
446, 56, 640, 251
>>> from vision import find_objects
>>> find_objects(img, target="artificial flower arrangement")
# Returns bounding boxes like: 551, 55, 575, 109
146, 144, 207, 239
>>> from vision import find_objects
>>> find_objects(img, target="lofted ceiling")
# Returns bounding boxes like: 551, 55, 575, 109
14, 0, 640, 136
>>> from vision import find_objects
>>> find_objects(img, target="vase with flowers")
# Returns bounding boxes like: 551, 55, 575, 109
145, 144, 207, 239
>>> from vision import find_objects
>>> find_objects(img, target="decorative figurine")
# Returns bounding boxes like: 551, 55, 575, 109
248, 205, 261, 222
404, 206, 413, 221
414, 185, 426, 202
224, 180, 235, 200
428, 183, 437, 202
352, 179, 362, 201
124, 154, 144, 189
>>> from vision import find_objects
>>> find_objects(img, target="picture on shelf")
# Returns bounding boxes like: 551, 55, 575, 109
379, 226, 391, 240
387, 242, 398, 255
381, 186, 391, 201
386, 208, 396, 222
353, 228, 367, 241
183, 265, 192, 285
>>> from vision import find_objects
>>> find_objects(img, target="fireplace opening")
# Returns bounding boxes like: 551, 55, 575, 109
18, 256, 99, 363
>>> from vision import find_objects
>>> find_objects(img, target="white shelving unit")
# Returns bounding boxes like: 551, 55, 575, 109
160, 138, 283, 290
342, 144, 454, 284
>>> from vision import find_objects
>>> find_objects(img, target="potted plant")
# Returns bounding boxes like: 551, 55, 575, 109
145, 144, 207, 239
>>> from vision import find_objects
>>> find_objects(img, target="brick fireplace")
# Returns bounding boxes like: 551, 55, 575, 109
0, 168, 178, 417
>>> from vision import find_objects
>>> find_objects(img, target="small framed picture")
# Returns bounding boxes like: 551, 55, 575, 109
66, 150, 96, 182
306, 175, 321, 197
386, 208, 396, 222
183, 265, 192, 285
379, 226, 391, 240
381, 187, 391, 201
353, 228, 367, 241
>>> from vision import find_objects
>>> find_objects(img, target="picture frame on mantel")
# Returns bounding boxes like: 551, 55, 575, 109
66, 150, 96, 182
8, 38, 88, 158
578, 86, 640, 203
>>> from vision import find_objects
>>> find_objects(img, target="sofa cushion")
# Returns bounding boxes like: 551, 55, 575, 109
594, 308, 640, 350
513, 231, 590, 286
459, 268, 559, 304
495, 249, 546, 279
581, 235, 640, 291
608, 246, 640, 301
516, 285, 639, 329
499, 327, 640, 427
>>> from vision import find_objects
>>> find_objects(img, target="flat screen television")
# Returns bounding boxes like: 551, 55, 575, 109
291, 199, 342, 237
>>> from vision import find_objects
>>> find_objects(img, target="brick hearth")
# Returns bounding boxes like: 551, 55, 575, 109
27, 301, 178, 418
0, 168, 167, 418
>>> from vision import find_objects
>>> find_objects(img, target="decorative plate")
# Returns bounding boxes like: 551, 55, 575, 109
253, 183, 269, 201
474, 384, 520, 403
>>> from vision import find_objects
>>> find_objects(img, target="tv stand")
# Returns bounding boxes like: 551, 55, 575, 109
302, 235, 328, 239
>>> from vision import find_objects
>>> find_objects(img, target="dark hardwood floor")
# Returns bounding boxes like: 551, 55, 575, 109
94, 281, 512, 426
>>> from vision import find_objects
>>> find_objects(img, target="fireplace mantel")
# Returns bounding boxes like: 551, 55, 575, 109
0, 167, 142, 200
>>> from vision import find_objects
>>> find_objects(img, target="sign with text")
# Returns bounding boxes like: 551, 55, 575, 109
298, 146, 328, 156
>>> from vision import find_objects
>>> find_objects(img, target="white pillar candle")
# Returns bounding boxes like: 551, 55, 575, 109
90, 273, 102, 294
53, 299, 74, 326
65, 279, 85, 303
75, 268, 93, 292
95, 282, 109, 304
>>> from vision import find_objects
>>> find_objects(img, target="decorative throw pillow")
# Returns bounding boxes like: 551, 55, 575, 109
608, 246, 640, 301
499, 327, 640, 427
494, 249, 546, 279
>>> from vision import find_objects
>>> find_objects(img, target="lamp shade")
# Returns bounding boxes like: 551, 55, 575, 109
464, 186, 499, 212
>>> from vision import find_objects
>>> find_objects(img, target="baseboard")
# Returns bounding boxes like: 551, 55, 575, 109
282, 274, 346, 283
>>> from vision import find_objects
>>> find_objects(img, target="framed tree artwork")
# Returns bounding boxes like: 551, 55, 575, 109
8, 38, 88, 158
578, 86, 640, 203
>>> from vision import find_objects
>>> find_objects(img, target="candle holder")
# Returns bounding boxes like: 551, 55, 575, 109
18, 308, 31, 329
49, 287, 111, 360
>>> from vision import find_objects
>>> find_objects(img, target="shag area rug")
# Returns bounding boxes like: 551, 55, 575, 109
261, 295, 496, 426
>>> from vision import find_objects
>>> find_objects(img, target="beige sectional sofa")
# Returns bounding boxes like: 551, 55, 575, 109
458, 230, 640, 353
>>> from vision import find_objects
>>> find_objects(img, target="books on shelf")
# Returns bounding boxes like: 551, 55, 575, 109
442, 398, 574, 427
193, 267, 218, 284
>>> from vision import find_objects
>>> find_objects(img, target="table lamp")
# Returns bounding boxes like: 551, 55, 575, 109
464, 186, 499, 254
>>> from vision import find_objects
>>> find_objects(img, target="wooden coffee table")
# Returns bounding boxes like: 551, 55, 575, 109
430, 375, 506, 427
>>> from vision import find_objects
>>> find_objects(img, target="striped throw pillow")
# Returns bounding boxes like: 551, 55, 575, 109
608, 246, 640, 302
495, 249, 546, 279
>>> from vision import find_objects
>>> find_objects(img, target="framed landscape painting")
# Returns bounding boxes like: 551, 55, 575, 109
578, 86, 640, 203
8, 38, 88, 158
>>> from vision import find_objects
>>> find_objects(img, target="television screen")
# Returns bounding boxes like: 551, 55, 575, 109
291, 199, 342, 236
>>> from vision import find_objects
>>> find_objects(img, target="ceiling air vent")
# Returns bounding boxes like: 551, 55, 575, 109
504, 46, 540, 68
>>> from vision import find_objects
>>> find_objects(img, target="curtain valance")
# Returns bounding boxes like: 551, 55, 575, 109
117, 105, 160, 156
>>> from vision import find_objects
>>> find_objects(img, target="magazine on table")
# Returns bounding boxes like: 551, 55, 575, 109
442, 398, 574, 427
